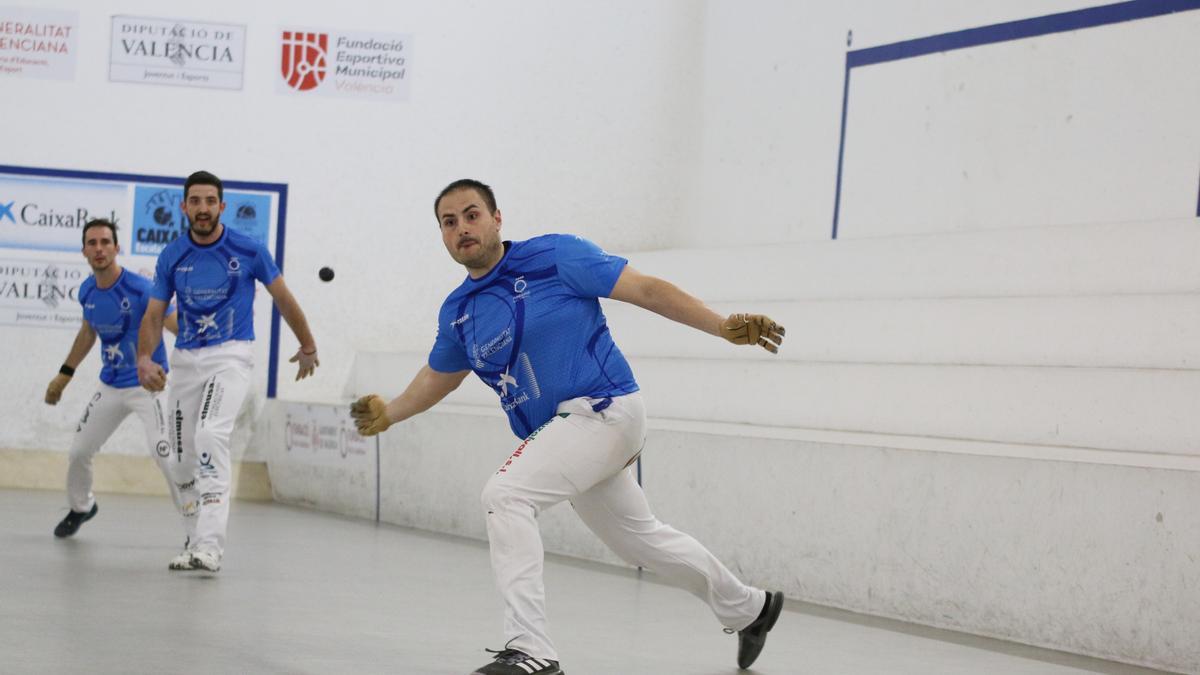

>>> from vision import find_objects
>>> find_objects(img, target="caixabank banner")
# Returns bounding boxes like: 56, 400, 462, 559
131, 185, 270, 256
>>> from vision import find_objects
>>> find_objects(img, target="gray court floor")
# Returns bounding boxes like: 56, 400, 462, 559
0, 488, 1171, 675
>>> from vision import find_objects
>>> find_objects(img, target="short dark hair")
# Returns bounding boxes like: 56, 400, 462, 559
82, 219, 118, 247
184, 170, 223, 201
434, 179, 497, 220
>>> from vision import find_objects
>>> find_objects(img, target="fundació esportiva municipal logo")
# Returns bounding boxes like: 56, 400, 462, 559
281, 31, 328, 91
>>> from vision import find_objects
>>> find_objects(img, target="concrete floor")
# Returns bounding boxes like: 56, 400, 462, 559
0, 488, 1172, 675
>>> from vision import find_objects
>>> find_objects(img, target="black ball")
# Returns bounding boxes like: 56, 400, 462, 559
318, 266, 335, 282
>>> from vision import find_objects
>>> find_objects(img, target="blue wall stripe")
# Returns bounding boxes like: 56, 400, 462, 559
1196, 166, 1200, 217
848, 0, 1200, 68
266, 183, 289, 399
831, 66, 852, 240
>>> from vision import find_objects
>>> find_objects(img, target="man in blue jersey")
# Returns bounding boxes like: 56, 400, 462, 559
137, 170, 319, 573
46, 219, 190, 541
351, 179, 787, 674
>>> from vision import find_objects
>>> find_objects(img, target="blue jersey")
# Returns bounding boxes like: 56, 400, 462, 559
151, 226, 280, 350
429, 234, 639, 438
80, 270, 169, 389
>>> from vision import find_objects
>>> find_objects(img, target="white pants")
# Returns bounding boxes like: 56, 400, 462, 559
168, 341, 253, 559
67, 383, 191, 537
481, 392, 766, 661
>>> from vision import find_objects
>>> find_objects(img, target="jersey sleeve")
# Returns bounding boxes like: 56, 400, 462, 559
252, 241, 282, 286
150, 252, 174, 301
78, 278, 94, 309
555, 235, 628, 298
428, 326, 471, 373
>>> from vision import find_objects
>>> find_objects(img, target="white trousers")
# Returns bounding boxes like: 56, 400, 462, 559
168, 341, 253, 559
67, 383, 190, 537
481, 392, 766, 661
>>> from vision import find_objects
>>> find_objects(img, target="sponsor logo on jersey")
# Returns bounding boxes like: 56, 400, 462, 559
450, 313, 470, 326
104, 343, 124, 364
512, 275, 530, 301
195, 313, 218, 334
478, 328, 511, 359
497, 371, 517, 395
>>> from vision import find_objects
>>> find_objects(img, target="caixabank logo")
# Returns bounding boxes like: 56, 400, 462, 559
280, 31, 327, 91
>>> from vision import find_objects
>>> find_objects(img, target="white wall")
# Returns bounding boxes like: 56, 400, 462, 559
687, 0, 1188, 246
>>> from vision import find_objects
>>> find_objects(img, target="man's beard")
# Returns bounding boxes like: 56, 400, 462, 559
458, 238, 500, 269
189, 214, 217, 236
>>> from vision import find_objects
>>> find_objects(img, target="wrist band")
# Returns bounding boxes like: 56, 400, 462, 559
301, 348, 317, 355
59, 364, 75, 377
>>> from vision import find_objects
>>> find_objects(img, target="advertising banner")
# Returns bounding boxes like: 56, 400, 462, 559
131, 186, 271, 256
110, 15, 246, 89
0, 175, 128, 252
283, 402, 374, 468
0, 5, 78, 81
278, 27, 411, 101
0, 255, 90, 328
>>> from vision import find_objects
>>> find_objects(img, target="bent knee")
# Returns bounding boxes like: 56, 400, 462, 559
480, 477, 538, 515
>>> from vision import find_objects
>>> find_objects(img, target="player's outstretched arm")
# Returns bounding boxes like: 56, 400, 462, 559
137, 298, 169, 391
265, 276, 319, 381
608, 265, 785, 353
45, 322, 97, 405
351, 365, 470, 436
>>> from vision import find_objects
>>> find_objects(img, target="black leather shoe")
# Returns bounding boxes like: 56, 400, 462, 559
737, 590, 784, 669
54, 502, 98, 538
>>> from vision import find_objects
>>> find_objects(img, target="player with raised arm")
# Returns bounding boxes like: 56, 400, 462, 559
351, 179, 786, 674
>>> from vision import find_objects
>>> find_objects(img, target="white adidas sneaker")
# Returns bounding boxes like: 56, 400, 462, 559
190, 550, 221, 572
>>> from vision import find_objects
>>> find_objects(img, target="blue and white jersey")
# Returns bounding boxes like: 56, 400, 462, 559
80, 270, 169, 389
151, 226, 279, 350
429, 234, 639, 439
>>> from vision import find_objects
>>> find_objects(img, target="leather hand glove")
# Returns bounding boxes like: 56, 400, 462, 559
350, 394, 391, 436
719, 313, 786, 353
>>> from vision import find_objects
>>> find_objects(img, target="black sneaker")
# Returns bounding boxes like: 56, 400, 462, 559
54, 502, 98, 538
735, 590, 785, 669
471, 647, 563, 675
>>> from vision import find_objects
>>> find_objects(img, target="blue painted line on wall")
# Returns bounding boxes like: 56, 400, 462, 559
831, 0, 1200, 239
831, 67, 852, 241
0, 163, 288, 395
1195, 166, 1200, 217
266, 183, 289, 399
848, 0, 1200, 68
